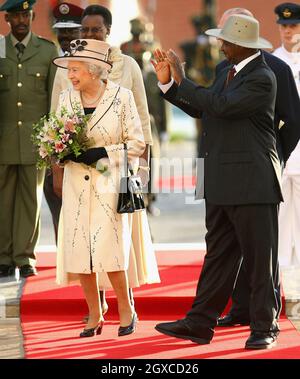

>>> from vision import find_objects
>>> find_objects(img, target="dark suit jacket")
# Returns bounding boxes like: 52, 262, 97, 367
216, 51, 300, 165
164, 54, 283, 205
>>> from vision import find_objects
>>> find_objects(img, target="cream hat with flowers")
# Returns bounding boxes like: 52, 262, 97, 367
53, 39, 112, 70
205, 14, 272, 49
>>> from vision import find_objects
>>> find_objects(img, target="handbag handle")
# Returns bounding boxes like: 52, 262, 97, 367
123, 143, 134, 177
123, 143, 128, 177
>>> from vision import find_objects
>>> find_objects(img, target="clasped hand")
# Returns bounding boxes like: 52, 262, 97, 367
151, 48, 186, 85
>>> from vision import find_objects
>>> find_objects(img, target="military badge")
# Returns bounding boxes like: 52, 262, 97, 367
283, 8, 292, 18
59, 4, 70, 15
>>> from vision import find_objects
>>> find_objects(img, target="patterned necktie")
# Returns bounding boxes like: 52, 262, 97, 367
225, 67, 236, 87
16, 42, 25, 60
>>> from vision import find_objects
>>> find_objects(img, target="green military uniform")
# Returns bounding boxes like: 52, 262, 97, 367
0, 1, 57, 269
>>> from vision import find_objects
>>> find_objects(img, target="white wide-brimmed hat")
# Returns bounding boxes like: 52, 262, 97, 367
53, 39, 112, 70
205, 14, 272, 49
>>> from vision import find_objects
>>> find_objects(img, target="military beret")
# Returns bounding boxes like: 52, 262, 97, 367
52, 2, 83, 29
274, 2, 300, 24
0, 0, 35, 12
130, 18, 145, 33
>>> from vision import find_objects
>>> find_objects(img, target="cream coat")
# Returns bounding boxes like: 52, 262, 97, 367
53, 49, 160, 288
57, 81, 146, 281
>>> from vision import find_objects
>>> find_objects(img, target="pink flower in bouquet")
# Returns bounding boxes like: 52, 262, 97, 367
61, 133, 70, 143
72, 115, 80, 124
64, 119, 76, 133
39, 146, 48, 158
55, 141, 66, 153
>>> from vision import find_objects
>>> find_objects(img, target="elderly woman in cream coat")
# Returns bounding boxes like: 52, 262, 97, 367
51, 4, 160, 318
53, 39, 151, 338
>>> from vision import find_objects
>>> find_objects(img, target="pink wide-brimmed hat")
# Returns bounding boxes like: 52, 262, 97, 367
53, 39, 112, 70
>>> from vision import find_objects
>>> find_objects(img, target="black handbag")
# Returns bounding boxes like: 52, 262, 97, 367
117, 144, 145, 214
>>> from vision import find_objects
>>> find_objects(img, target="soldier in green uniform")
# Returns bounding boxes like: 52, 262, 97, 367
120, 18, 147, 70
0, 0, 57, 278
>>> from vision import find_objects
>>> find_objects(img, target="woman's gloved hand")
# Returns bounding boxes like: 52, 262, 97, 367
61, 147, 108, 165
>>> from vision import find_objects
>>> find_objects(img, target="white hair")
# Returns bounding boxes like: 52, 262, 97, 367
85, 63, 108, 80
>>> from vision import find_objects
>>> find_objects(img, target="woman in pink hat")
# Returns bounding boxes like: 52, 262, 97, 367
50, 4, 161, 321
53, 39, 146, 338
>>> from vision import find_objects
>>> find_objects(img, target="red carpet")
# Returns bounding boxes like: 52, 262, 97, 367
20, 250, 300, 359
157, 176, 196, 191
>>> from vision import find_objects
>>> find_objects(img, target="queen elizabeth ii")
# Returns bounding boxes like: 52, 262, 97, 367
53, 39, 155, 337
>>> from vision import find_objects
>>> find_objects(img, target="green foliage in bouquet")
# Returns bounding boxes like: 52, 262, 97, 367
32, 102, 91, 169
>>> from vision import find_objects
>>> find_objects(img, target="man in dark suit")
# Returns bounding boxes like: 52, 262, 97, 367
152, 14, 282, 349
215, 9, 300, 328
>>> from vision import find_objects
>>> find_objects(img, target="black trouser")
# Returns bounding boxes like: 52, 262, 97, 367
186, 201, 279, 334
229, 255, 282, 321
43, 170, 62, 244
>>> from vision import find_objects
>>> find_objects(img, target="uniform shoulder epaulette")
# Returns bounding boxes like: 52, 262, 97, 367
37, 36, 56, 45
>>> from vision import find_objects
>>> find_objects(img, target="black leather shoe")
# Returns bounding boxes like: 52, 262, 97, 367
0, 265, 15, 277
19, 265, 37, 278
245, 331, 278, 350
80, 321, 104, 338
118, 312, 137, 337
217, 314, 250, 327
155, 319, 213, 344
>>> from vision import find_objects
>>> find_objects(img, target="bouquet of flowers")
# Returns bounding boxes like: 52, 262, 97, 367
32, 103, 91, 169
